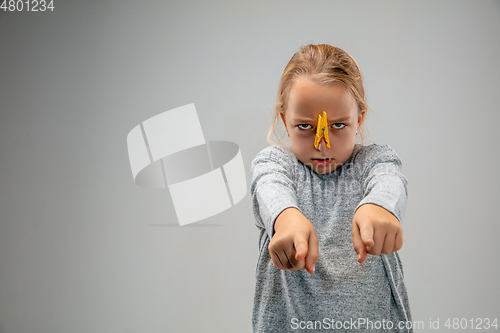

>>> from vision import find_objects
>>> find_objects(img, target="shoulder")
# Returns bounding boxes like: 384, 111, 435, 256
352, 143, 403, 167
252, 145, 296, 166
250, 145, 299, 182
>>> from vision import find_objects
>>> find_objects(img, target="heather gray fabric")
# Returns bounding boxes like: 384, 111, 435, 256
251, 144, 412, 333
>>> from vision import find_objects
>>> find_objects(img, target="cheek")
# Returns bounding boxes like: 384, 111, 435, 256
290, 136, 312, 156
294, 137, 309, 151
331, 131, 355, 149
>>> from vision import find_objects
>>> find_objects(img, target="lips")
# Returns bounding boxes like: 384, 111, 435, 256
312, 158, 333, 167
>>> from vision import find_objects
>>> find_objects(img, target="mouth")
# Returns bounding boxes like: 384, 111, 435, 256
312, 158, 333, 167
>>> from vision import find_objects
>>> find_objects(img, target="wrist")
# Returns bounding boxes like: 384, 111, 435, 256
274, 207, 300, 233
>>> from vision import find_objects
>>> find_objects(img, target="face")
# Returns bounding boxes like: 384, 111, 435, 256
282, 77, 365, 174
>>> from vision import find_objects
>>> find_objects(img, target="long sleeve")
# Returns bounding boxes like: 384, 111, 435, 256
250, 146, 300, 241
355, 145, 408, 223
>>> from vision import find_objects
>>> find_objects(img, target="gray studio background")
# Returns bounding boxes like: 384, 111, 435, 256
1, 1, 499, 332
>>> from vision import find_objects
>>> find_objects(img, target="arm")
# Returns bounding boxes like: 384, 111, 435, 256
251, 147, 318, 273
251, 147, 299, 238
351, 145, 408, 263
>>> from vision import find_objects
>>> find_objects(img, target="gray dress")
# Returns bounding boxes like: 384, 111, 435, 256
251, 144, 412, 333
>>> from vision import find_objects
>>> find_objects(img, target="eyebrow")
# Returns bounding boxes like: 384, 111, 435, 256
292, 116, 351, 123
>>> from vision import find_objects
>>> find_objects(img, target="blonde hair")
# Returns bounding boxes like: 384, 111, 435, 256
268, 44, 369, 147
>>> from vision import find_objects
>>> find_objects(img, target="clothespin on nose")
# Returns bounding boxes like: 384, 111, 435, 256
314, 111, 330, 149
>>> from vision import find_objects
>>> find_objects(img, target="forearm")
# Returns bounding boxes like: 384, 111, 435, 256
357, 163, 408, 223
251, 147, 299, 239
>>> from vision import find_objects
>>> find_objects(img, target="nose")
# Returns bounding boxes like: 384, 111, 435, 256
316, 137, 327, 151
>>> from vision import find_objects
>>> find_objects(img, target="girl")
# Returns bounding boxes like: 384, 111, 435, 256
251, 44, 412, 332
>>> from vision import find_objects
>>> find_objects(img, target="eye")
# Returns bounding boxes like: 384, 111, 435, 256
332, 123, 346, 130
297, 124, 312, 130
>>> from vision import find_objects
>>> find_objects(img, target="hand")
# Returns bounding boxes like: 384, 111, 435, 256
352, 203, 403, 263
268, 208, 319, 274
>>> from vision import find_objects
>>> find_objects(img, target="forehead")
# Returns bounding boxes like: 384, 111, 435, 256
287, 78, 357, 120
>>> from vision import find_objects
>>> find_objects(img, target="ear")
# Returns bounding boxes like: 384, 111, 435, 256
357, 110, 366, 129
280, 112, 287, 129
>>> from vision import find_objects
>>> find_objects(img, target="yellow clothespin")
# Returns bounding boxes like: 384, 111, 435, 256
314, 111, 330, 149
